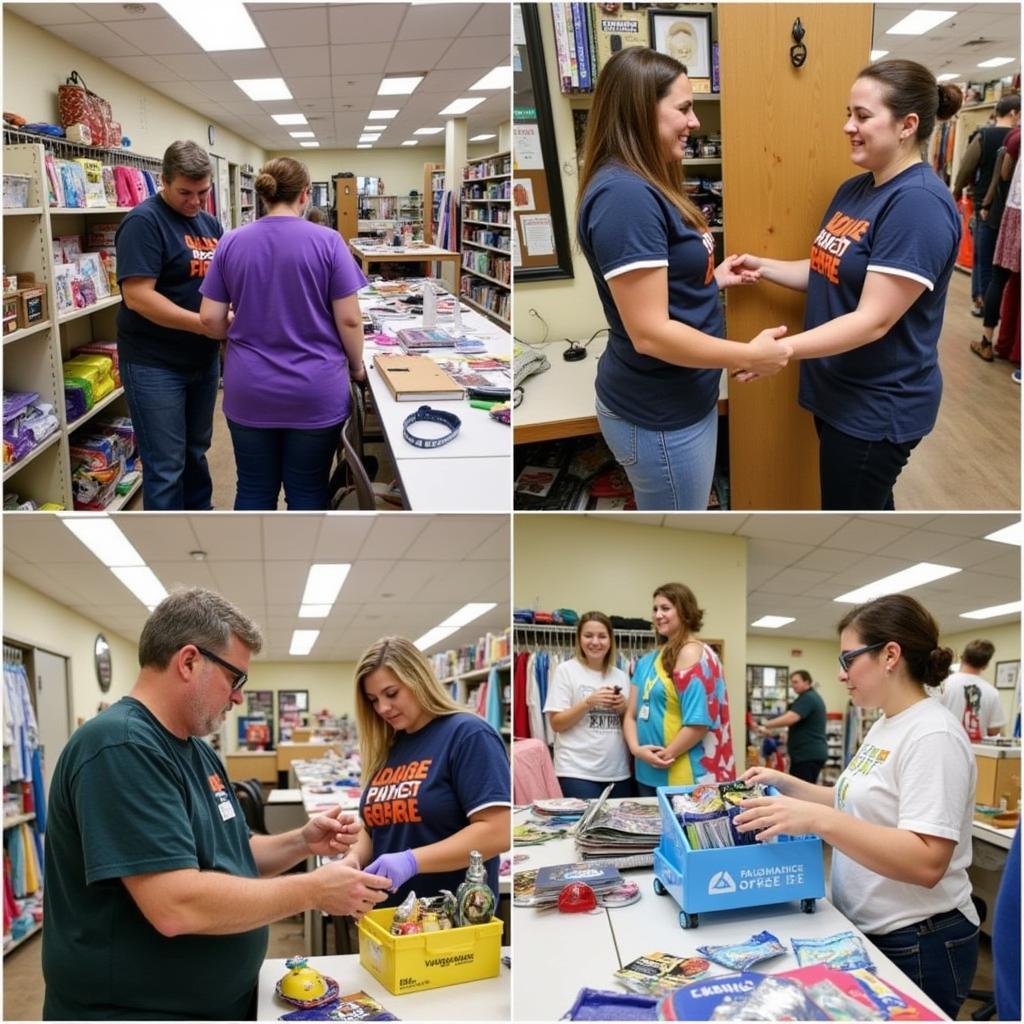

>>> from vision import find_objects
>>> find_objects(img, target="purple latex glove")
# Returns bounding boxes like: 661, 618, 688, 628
363, 849, 418, 892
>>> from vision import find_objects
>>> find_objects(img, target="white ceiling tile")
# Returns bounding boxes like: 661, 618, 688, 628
875, 529, 968, 562
824, 519, 913, 554
105, 15, 202, 54
416, 67, 486, 94
191, 516, 266, 560
386, 38, 452, 73
153, 52, 227, 81
397, 4, 475, 41
331, 74, 386, 100
417, 516, 501, 560
148, 561, 218, 591
738, 514, 847, 545
921, 514, 1019, 538
756, 567, 835, 597
105, 55, 183, 82
463, 4, 510, 38
661, 513, 748, 533
439, 35, 509, 70
251, 7, 329, 47
329, 43, 393, 76
314, 515, 380, 559
45, 21, 143, 57
793, 547, 865, 573
327, 4, 406, 44
355, 516, 431, 559
745, 538, 815, 568
211, 49, 283, 78
7, 3, 95, 26
274, 46, 332, 77
286, 76, 333, 99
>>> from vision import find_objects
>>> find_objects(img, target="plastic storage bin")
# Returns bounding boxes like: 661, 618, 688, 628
357, 907, 502, 995
652, 784, 825, 928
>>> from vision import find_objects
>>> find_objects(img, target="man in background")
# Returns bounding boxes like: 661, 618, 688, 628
757, 669, 827, 784
937, 639, 1006, 742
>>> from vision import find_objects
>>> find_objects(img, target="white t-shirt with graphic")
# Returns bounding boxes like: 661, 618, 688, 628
936, 672, 1007, 741
831, 697, 979, 935
543, 659, 631, 782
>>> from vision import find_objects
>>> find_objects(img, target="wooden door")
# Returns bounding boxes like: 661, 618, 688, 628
719, 4, 873, 508
333, 176, 358, 240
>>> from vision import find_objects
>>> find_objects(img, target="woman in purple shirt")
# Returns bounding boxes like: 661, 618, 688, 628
200, 157, 367, 509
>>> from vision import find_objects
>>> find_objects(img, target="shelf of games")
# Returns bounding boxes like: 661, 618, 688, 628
460, 151, 511, 327
3, 140, 147, 510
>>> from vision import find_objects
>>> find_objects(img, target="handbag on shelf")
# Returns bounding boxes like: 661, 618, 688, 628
57, 71, 116, 148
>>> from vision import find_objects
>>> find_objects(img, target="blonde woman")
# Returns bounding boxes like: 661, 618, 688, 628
342, 637, 511, 912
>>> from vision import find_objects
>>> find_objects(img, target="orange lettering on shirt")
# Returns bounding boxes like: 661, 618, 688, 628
207, 773, 225, 792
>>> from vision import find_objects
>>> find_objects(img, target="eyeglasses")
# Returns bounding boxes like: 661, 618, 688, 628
194, 645, 248, 691
838, 642, 886, 673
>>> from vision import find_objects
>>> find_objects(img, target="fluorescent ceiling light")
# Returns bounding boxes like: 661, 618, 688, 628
301, 564, 351, 606
364, 125, 387, 131
414, 127, 445, 136
751, 615, 796, 628
439, 602, 497, 629
289, 131, 315, 138
439, 97, 486, 116
870, 50, 889, 61
161, 0, 264, 51
960, 601, 1022, 620
359, 133, 381, 142
299, 604, 332, 618
379, 76, 423, 96
470, 66, 513, 90
834, 562, 961, 604
111, 566, 168, 609
936, 73, 961, 82
977, 58, 1014, 68
235, 78, 292, 101
357, 144, 372, 149
470, 133, 496, 141
272, 113, 308, 126
886, 10, 956, 36
368, 109, 399, 120
300, 142, 320, 148
414, 626, 458, 651
59, 514, 145, 567
985, 522, 1023, 546
402, 140, 418, 146
290, 629, 320, 656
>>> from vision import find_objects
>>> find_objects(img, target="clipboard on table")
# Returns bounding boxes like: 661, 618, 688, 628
372, 353, 466, 402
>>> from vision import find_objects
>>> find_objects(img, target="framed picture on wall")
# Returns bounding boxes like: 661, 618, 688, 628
995, 660, 1019, 690
648, 9, 712, 79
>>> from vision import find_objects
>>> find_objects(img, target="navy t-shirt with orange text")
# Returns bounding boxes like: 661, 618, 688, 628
799, 163, 960, 443
359, 713, 510, 907
115, 194, 223, 372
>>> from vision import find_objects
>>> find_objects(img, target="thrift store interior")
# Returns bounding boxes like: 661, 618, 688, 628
2, 511, 512, 1021
3, 1, 513, 514
511, 512, 1021, 1022
511, 2, 1022, 512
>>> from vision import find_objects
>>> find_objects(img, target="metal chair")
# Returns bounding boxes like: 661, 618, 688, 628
331, 379, 404, 510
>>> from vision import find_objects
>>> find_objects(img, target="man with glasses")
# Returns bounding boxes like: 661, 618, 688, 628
42, 586, 391, 1020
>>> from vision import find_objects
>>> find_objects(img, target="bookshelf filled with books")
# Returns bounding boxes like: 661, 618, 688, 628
460, 151, 511, 328
431, 630, 512, 737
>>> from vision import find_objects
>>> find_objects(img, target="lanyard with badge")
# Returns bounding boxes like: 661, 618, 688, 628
638, 672, 658, 721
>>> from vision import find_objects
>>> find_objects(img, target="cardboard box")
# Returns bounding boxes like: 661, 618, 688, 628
15, 285, 47, 329
975, 750, 1020, 811
357, 907, 502, 995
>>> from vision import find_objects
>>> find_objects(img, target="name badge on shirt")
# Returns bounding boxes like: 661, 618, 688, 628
638, 704, 650, 721
218, 800, 236, 821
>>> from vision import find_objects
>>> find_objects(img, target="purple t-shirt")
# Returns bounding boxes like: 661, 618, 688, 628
200, 216, 367, 428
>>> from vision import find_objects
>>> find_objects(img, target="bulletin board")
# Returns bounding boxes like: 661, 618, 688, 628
512, 3, 574, 281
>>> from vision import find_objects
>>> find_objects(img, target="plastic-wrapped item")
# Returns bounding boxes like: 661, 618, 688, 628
419, 890, 457, 928
563, 987, 660, 1021
389, 889, 421, 935
696, 931, 787, 971
848, 968, 938, 1019
708, 976, 823, 1021
791, 931, 875, 973
804, 980, 879, 1021
64, 354, 116, 404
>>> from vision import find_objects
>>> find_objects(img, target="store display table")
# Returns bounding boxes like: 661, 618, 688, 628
512, 804, 949, 1021
257, 951, 510, 1021
349, 240, 461, 292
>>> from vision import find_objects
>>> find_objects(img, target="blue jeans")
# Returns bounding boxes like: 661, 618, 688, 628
595, 398, 717, 510
558, 777, 633, 800
121, 359, 218, 510
866, 908, 979, 1020
972, 211, 1000, 303
227, 420, 342, 510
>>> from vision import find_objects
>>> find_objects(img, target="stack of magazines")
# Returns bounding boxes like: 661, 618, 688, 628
513, 861, 623, 908
574, 784, 662, 867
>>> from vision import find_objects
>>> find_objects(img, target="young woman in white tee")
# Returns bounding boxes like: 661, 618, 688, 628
735, 593, 978, 1020
543, 612, 633, 799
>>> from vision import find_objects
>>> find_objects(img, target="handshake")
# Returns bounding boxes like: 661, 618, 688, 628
716, 253, 794, 381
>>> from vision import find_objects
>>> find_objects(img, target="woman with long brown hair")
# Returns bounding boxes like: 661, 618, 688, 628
576, 47, 791, 510
622, 583, 734, 795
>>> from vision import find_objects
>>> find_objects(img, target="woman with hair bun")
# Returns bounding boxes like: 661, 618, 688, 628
736, 594, 978, 1018
199, 157, 367, 509
734, 60, 964, 510
624, 583, 734, 796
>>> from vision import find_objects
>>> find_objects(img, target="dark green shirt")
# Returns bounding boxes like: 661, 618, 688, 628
786, 688, 828, 764
42, 697, 267, 1020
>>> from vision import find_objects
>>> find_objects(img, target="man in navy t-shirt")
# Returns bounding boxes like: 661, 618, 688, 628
115, 140, 223, 510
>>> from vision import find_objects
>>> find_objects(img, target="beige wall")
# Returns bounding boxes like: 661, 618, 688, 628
3, 576, 138, 726
941, 621, 1021, 730
514, 515, 749, 770
745, 636, 847, 716
3, 11, 264, 168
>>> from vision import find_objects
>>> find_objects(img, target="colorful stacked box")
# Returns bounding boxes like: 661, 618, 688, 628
69, 415, 138, 510
63, 353, 116, 423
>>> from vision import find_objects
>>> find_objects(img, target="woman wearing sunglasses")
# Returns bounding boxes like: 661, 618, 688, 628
735, 594, 978, 1019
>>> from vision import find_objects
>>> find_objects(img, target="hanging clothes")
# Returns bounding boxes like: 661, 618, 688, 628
485, 665, 504, 732
513, 651, 531, 739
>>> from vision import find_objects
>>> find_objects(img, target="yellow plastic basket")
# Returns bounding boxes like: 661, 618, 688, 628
357, 907, 502, 995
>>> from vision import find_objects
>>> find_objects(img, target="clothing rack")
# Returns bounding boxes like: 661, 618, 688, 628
3, 645, 25, 665
3, 126, 162, 172
514, 622, 656, 659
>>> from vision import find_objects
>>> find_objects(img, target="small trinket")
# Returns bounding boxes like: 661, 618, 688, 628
558, 881, 597, 913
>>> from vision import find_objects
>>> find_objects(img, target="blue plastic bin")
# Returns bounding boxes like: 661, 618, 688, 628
652, 784, 825, 928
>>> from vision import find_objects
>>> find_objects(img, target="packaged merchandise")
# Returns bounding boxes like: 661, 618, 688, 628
455, 849, 496, 926
847, 968, 941, 1019
695, 931, 787, 971
708, 975, 823, 1020
280, 989, 398, 1020
73, 159, 107, 208
657, 972, 765, 1020
387, 890, 457, 936
615, 953, 712, 995
790, 931, 875, 973
563, 987, 660, 1021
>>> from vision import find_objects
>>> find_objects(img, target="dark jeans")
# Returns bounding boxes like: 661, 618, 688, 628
971, 211, 1000, 303
227, 419, 342, 510
636, 782, 659, 798
983, 261, 1012, 330
789, 760, 824, 784
815, 417, 921, 511
121, 358, 218, 510
558, 776, 633, 800
866, 908, 979, 1020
